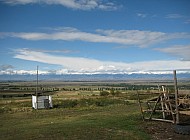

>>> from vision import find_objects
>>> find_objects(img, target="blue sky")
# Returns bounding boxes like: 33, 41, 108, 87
0, 0, 190, 74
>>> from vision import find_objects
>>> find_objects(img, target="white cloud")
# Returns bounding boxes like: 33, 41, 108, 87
0, 64, 14, 70
165, 14, 190, 24
0, 0, 35, 5
12, 48, 190, 74
155, 45, 190, 61
16, 48, 78, 54
0, 69, 49, 75
184, 19, 190, 24
1, 28, 190, 47
0, 0, 119, 10
137, 13, 147, 18
165, 14, 185, 19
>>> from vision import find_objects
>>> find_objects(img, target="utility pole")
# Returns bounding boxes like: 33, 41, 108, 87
36, 65, 39, 109
173, 70, 179, 124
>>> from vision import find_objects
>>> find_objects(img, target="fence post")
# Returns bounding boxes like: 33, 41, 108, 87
173, 70, 179, 124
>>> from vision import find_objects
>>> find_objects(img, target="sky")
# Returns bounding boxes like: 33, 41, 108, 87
0, 0, 190, 75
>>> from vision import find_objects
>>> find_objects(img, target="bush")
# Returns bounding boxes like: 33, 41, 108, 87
114, 91, 122, 96
54, 100, 78, 108
95, 98, 123, 106
100, 91, 109, 96
0, 106, 12, 113
53, 97, 125, 108
79, 98, 95, 106
110, 89, 115, 96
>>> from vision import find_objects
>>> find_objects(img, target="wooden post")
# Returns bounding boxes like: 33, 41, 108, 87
137, 91, 144, 121
160, 96, 165, 119
149, 94, 162, 120
168, 96, 175, 123
173, 70, 179, 124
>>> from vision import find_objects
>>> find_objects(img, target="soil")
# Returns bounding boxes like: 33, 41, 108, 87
142, 115, 190, 140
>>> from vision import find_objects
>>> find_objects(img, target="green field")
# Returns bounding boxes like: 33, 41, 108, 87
0, 103, 150, 139
0, 81, 190, 140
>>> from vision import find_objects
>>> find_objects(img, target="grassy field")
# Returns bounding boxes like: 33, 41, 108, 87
0, 98, 150, 140
0, 81, 190, 140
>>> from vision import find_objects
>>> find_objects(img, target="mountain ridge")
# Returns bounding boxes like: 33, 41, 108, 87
0, 73, 190, 81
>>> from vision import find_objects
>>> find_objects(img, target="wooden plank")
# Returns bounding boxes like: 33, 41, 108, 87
144, 110, 173, 113
144, 118, 174, 123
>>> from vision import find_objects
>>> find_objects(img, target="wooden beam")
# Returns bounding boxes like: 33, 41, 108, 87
149, 94, 162, 120
144, 110, 174, 113
168, 95, 175, 123
145, 118, 174, 123
173, 70, 179, 124
160, 95, 165, 119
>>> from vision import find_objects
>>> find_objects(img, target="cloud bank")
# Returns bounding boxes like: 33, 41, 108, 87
6, 48, 189, 75
155, 45, 190, 61
0, 0, 119, 10
1, 28, 190, 47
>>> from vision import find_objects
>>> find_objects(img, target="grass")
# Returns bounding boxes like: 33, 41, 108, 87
1, 80, 190, 139
0, 81, 169, 140
0, 96, 150, 140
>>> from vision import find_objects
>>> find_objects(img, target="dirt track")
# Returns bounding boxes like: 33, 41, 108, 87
143, 115, 190, 140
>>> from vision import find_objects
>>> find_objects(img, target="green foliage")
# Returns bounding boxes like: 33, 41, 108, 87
94, 98, 124, 107
110, 89, 115, 96
0, 106, 12, 113
114, 90, 122, 96
54, 99, 78, 108
54, 98, 126, 108
100, 91, 109, 96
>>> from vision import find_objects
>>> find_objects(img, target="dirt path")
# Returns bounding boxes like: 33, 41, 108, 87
142, 117, 190, 140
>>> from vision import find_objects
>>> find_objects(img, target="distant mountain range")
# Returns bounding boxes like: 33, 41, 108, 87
0, 73, 190, 81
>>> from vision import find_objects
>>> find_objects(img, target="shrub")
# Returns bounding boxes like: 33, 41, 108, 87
114, 91, 122, 96
0, 106, 12, 113
53, 97, 127, 108
100, 91, 109, 96
110, 89, 115, 96
54, 99, 78, 108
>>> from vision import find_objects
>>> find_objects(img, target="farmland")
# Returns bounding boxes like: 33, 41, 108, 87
0, 80, 190, 140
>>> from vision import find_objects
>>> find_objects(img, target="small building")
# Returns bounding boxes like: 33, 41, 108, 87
32, 95, 53, 109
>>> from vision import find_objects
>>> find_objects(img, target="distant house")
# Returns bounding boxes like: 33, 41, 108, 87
32, 95, 53, 109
